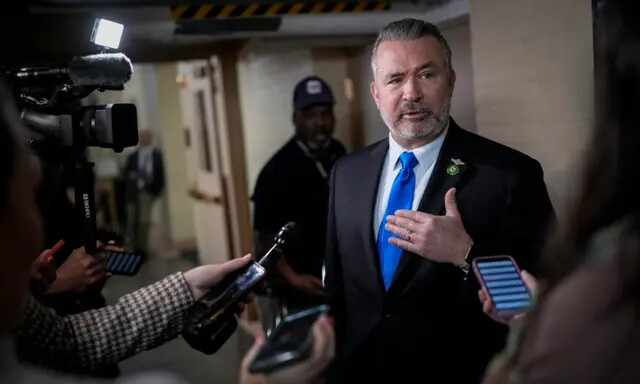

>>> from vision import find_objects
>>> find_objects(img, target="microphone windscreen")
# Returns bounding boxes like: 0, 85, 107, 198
68, 53, 134, 87
275, 222, 301, 253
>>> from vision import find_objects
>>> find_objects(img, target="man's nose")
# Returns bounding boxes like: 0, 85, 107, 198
310, 115, 327, 129
312, 123, 329, 135
402, 78, 423, 102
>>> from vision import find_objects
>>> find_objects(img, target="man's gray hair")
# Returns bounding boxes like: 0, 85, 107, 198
371, 18, 452, 76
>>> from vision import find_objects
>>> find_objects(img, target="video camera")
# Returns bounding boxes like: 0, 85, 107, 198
2, 18, 139, 253
7, 52, 138, 153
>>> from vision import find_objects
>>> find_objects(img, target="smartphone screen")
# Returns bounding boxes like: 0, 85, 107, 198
249, 305, 328, 374
473, 256, 531, 315
106, 251, 141, 276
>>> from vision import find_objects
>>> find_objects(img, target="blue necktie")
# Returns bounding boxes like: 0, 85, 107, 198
377, 152, 418, 290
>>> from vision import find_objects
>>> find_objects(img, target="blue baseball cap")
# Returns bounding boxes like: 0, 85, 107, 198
293, 76, 335, 110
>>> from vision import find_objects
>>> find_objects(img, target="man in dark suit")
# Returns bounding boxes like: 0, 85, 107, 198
325, 19, 555, 383
123, 130, 164, 255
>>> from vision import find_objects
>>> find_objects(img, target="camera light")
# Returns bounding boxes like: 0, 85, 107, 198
91, 18, 124, 49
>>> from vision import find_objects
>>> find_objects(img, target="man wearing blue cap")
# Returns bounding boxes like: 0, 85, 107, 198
252, 76, 346, 314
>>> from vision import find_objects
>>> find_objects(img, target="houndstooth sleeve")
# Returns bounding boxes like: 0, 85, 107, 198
14, 272, 194, 372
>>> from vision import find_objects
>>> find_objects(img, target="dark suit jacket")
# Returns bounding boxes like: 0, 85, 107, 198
325, 119, 555, 383
124, 148, 165, 199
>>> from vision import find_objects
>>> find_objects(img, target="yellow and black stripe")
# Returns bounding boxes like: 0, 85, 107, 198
171, 1, 390, 20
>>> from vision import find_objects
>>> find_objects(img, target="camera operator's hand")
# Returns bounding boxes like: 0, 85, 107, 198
31, 249, 58, 285
47, 247, 108, 294
183, 254, 254, 301
239, 314, 335, 384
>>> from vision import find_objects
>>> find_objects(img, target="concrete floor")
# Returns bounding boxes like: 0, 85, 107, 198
102, 256, 253, 384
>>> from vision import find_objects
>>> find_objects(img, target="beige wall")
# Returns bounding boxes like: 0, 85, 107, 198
155, 63, 197, 245
353, 43, 384, 145
470, 0, 594, 217
311, 49, 353, 152
442, 19, 477, 133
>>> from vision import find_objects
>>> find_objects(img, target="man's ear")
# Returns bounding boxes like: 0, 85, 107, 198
370, 82, 380, 109
448, 68, 457, 94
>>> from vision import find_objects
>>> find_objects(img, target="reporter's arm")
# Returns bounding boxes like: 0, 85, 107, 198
14, 272, 194, 372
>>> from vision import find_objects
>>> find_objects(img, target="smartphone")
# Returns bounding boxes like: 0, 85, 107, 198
249, 304, 329, 374
472, 255, 532, 317
106, 250, 142, 276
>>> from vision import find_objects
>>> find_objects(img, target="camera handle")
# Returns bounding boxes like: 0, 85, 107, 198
72, 151, 98, 254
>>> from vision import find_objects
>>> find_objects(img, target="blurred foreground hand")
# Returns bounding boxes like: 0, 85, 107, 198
239, 314, 335, 384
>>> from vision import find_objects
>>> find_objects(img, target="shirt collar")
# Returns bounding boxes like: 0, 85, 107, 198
139, 146, 153, 156
387, 120, 449, 170
296, 139, 313, 157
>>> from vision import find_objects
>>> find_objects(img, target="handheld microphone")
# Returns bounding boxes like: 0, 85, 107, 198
183, 222, 300, 354
12, 53, 133, 88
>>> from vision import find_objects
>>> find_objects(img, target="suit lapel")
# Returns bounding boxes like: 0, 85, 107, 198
360, 140, 389, 291
389, 120, 472, 290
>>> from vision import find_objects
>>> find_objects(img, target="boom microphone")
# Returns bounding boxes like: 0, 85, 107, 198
11, 53, 133, 88
68, 53, 133, 87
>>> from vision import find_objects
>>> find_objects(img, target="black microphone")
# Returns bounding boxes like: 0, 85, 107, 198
183, 222, 300, 354
12, 53, 133, 88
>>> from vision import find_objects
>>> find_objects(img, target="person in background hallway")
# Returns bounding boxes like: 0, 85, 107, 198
252, 76, 346, 316
481, 1, 640, 382
123, 129, 164, 256
0, 79, 335, 383
324, 18, 555, 383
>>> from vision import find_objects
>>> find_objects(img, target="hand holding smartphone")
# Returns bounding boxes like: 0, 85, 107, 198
249, 305, 329, 374
473, 256, 533, 320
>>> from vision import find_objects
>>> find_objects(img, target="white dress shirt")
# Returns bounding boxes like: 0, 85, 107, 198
373, 125, 448, 241
137, 147, 154, 177
136, 147, 154, 189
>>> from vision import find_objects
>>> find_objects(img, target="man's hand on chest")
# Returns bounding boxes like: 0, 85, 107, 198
383, 188, 473, 267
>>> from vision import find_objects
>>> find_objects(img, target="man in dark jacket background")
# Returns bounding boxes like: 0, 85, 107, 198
123, 129, 164, 256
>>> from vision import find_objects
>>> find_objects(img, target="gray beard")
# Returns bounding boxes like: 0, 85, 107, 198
389, 96, 451, 140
